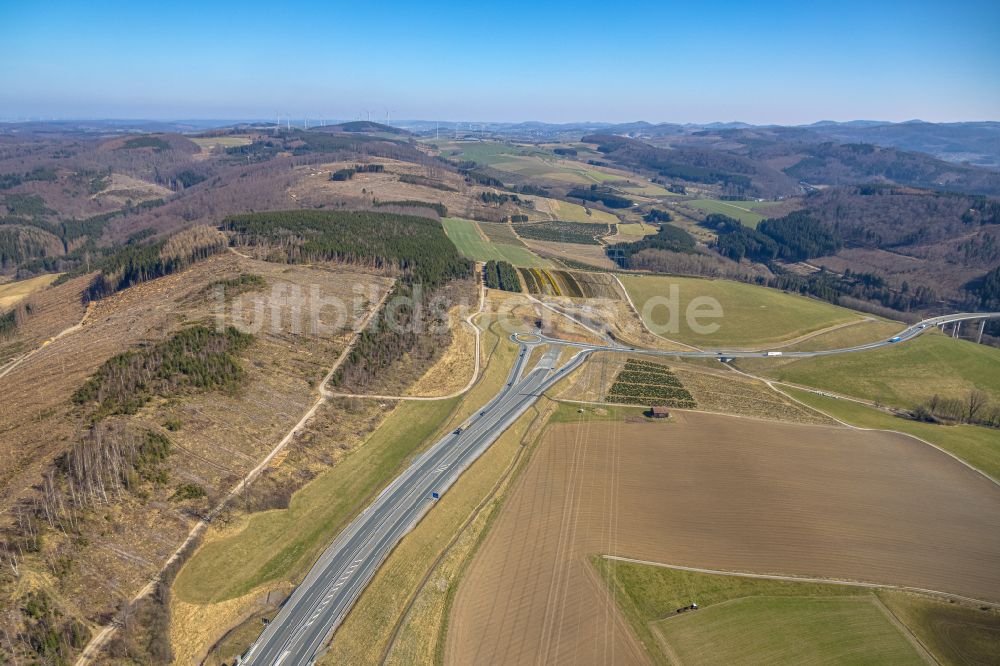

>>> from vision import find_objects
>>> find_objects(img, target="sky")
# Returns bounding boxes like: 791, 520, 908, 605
1, 0, 998, 125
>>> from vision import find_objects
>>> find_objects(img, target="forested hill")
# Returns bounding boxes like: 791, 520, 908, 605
789, 186, 1000, 268
781, 142, 1000, 196
585, 131, 1000, 198
317, 121, 410, 135
222, 210, 471, 287
971, 264, 1000, 310
582, 133, 800, 199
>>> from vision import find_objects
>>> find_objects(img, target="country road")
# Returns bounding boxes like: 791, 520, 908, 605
239, 309, 999, 665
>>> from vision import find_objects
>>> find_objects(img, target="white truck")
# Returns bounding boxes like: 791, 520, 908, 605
764, 351, 783, 357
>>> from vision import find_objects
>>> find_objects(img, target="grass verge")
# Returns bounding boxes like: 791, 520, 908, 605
172, 396, 461, 603
174, 315, 518, 605
743, 330, 1000, 409
617, 273, 864, 348
318, 332, 543, 663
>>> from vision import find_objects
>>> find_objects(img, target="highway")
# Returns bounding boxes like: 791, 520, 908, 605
524, 311, 1000, 359
240, 309, 998, 665
242, 344, 588, 665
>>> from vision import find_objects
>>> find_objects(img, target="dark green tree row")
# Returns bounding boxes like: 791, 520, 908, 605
511, 184, 549, 197
480, 191, 526, 206
398, 173, 458, 192
567, 186, 633, 209
372, 199, 448, 217
223, 210, 470, 287
483, 260, 521, 292
458, 167, 504, 188
330, 163, 385, 181
644, 208, 672, 223
606, 224, 696, 267
73, 325, 253, 420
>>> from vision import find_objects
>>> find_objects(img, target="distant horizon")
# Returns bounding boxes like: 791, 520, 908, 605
2, 116, 999, 128
2, 0, 998, 125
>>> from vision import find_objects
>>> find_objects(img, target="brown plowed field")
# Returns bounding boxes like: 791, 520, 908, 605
446, 412, 1000, 665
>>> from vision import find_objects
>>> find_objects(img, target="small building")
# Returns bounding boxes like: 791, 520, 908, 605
650, 406, 670, 419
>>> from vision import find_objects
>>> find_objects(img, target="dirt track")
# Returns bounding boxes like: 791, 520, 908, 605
445, 412, 1000, 665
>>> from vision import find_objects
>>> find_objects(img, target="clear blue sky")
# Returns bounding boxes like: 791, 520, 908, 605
1, 0, 997, 124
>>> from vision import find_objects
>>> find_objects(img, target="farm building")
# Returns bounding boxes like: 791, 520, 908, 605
650, 406, 670, 419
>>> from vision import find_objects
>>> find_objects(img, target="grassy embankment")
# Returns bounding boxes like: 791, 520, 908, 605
173, 395, 461, 603
617, 273, 869, 348
319, 317, 539, 663
744, 330, 1000, 409
176, 314, 530, 662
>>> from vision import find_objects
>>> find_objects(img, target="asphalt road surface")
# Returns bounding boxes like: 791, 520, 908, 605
526, 311, 1000, 359
241, 310, 998, 665
242, 345, 590, 665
